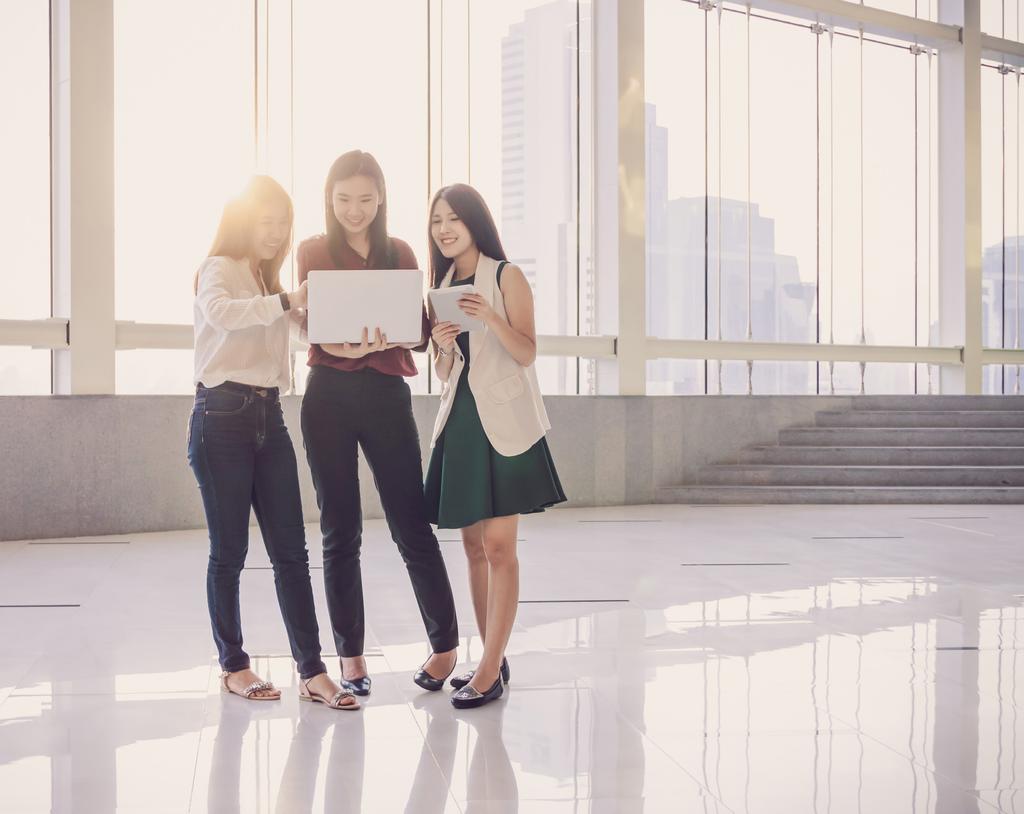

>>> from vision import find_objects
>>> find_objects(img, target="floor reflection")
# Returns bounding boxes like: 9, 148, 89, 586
0, 506, 1020, 812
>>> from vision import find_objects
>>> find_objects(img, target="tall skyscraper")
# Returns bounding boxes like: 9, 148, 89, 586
644, 104, 816, 394
501, 0, 584, 393
502, 4, 831, 395
982, 236, 1024, 393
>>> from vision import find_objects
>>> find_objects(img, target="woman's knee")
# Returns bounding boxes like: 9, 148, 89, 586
461, 529, 487, 562
322, 527, 362, 560
481, 537, 517, 568
267, 537, 311, 570
208, 548, 247, 577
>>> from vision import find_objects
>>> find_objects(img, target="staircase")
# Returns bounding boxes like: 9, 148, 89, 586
660, 395, 1024, 504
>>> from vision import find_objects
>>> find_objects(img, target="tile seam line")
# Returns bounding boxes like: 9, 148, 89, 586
185, 661, 215, 814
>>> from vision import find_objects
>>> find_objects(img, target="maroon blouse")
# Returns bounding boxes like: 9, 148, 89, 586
296, 234, 430, 378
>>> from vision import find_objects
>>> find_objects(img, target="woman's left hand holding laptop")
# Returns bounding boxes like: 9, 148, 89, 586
322, 326, 419, 358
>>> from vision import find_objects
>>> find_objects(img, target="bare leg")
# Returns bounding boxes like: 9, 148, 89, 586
305, 672, 346, 700
461, 521, 489, 642
421, 647, 457, 678
467, 515, 519, 693
341, 655, 368, 681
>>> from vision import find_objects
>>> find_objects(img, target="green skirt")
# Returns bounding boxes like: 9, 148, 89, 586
424, 374, 566, 529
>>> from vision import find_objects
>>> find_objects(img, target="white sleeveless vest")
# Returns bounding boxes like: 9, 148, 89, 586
429, 254, 551, 457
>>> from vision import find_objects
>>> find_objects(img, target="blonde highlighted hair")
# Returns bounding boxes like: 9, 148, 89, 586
194, 175, 293, 294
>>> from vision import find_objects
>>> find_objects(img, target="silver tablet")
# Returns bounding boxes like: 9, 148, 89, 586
428, 285, 485, 333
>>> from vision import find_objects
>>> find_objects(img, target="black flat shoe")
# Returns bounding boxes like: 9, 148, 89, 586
340, 676, 372, 696
450, 657, 510, 690
451, 676, 504, 709
413, 655, 456, 692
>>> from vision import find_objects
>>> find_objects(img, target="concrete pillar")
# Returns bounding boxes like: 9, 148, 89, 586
937, 0, 983, 394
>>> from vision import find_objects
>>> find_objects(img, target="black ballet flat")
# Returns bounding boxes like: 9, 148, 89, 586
450, 676, 504, 709
340, 676, 372, 696
450, 657, 510, 690
413, 656, 456, 692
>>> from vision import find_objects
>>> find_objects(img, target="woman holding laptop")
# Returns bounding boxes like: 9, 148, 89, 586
188, 175, 357, 711
425, 183, 566, 709
298, 150, 459, 696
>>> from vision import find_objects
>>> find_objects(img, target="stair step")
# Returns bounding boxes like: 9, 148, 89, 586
658, 485, 1024, 504
850, 395, 1024, 411
664, 398, 1024, 505
697, 465, 1024, 487
815, 410, 1024, 428
778, 427, 1024, 447
737, 446, 1024, 466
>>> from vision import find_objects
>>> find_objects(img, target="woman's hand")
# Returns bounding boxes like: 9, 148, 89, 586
457, 293, 496, 326
323, 327, 391, 359
431, 321, 461, 354
287, 280, 308, 310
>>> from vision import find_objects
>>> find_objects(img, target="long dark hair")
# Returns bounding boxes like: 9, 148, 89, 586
428, 183, 508, 288
195, 175, 292, 294
324, 150, 396, 268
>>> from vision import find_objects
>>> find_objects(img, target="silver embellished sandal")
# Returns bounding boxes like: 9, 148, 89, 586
299, 674, 360, 711
220, 670, 281, 701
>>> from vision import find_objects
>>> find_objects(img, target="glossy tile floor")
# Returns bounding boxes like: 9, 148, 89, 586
1, 504, 1022, 813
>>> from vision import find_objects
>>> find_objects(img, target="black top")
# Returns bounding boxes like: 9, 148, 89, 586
450, 275, 476, 366
449, 263, 506, 367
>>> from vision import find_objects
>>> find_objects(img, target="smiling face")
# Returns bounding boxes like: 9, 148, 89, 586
250, 199, 291, 262
331, 175, 382, 238
430, 197, 475, 259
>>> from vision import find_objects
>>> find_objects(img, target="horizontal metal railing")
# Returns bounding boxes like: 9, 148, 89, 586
0, 319, 68, 349
645, 338, 964, 365
4, 318, 1024, 367
747, 0, 960, 48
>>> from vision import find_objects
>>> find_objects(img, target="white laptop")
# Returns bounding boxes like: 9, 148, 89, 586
306, 270, 424, 345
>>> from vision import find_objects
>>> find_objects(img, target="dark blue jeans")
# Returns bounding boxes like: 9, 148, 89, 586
187, 382, 326, 680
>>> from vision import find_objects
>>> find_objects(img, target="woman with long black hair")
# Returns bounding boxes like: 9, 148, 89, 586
425, 183, 566, 709
298, 151, 459, 696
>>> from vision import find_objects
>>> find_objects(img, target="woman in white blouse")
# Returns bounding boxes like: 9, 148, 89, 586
188, 176, 357, 710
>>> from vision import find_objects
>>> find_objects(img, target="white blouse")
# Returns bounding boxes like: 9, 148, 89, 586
193, 255, 299, 391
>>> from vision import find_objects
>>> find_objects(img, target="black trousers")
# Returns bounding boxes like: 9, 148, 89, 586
300, 365, 459, 658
